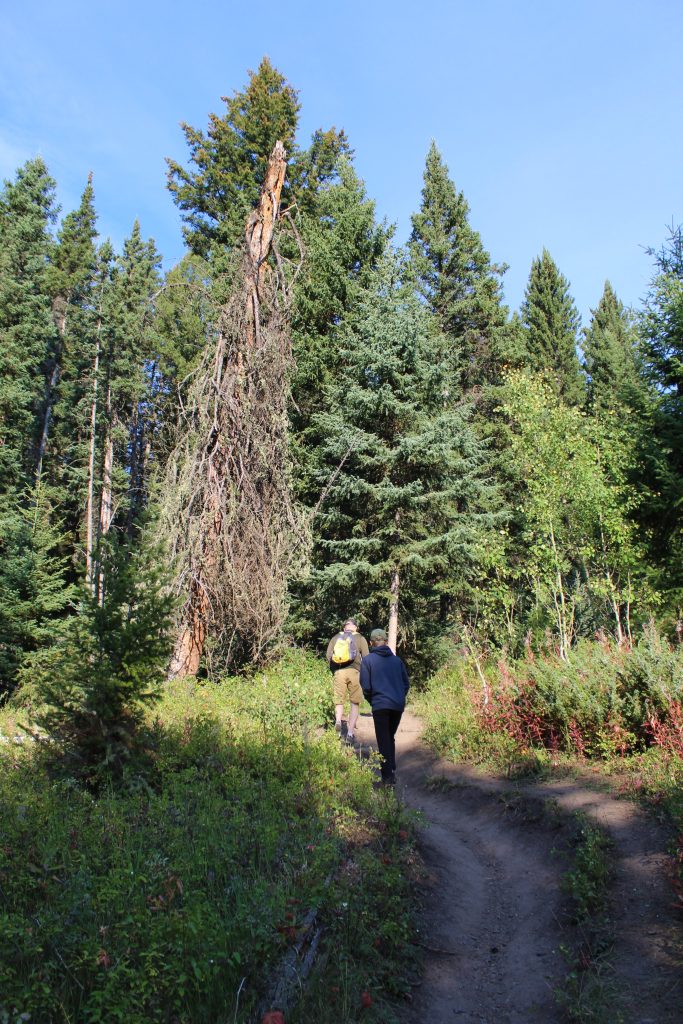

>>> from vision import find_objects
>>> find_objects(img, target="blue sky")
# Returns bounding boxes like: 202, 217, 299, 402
1, 0, 680, 324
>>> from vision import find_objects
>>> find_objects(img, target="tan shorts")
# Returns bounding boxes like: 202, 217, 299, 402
333, 667, 362, 705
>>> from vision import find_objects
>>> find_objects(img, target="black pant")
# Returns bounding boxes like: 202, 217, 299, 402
372, 708, 403, 780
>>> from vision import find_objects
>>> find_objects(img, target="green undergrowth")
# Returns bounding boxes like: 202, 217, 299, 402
556, 815, 619, 1023
0, 650, 418, 1024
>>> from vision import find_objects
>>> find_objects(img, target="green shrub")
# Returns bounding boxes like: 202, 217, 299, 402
418, 631, 683, 763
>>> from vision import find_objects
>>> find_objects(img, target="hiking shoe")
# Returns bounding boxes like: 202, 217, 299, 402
334, 722, 343, 734
345, 733, 356, 746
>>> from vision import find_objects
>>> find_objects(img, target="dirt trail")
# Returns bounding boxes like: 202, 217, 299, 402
353, 710, 682, 1024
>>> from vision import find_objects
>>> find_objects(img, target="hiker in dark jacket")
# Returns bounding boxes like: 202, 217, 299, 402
360, 628, 410, 785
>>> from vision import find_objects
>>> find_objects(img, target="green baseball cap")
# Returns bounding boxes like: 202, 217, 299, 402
370, 628, 388, 642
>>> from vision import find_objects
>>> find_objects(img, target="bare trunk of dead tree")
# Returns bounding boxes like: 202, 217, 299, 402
388, 567, 400, 654
168, 141, 292, 678
85, 316, 102, 593
95, 381, 114, 605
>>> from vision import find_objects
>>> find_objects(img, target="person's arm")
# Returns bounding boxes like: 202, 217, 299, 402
360, 658, 372, 703
326, 636, 336, 666
358, 635, 369, 660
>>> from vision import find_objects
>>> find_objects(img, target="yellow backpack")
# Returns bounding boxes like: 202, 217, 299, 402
332, 631, 357, 665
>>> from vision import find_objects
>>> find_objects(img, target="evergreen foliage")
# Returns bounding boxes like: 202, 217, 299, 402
32, 535, 174, 777
583, 281, 643, 412
0, 487, 75, 693
639, 225, 683, 601
167, 57, 349, 260
303, 253, 498, 656
521, 248, 584, 405
408, 143, 516, 388
0, 159, 58, 494
291, 158, 388, 435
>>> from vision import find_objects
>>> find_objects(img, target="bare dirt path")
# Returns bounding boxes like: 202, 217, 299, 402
353, 710, 682, 1024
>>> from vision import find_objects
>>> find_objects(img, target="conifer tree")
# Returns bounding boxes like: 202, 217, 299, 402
291, 158, 387, 434
0, 486, 76, 694
32, 531, 174, 777
639, 225, 683, 598
38, 175, 98, 488
521, 249, 584, 405
167, 58, 350, 259
583, 281, 642, 412
168, 57, 300, 257
106, 221, 163, 536
408, 143, 515, 388
305, 253, 498, 657
0, 159, 58, 494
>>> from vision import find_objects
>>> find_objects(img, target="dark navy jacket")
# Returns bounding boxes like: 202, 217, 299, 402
360, 645, 410, 711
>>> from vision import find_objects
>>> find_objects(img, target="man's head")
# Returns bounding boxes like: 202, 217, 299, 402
370, 628, 388, 646
343, 618, 358, 633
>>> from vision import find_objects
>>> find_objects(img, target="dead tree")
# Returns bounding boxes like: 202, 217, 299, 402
163, 141, 303, 677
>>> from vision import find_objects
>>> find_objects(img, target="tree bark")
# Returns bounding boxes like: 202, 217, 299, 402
169, 140, 288, 678
388, 566, 400, 654
85, 316, 102, 593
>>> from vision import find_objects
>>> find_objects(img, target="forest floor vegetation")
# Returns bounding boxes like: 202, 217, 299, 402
0, 651, 419, 1024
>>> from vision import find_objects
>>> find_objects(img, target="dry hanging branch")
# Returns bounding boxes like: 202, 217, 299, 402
160, 141, 305, 677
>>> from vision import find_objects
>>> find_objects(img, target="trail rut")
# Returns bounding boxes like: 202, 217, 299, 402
352, 710, 682, 1024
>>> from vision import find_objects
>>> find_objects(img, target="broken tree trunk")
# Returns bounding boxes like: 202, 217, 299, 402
166, 140, 298, 678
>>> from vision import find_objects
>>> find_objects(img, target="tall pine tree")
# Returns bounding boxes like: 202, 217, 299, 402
639, 225, 683, 604
583, 281, 642, 413
521, 248, 584, 406
408, 143, 515, 389
303, 253, 498, 660
0, 159, 58, 494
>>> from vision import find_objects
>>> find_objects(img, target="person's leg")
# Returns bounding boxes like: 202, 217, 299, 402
346, 671, 362, 740
386, 708, 403, 775
347, 702, 360, 737
372, 709, 394, 781
333, 672, 345, 731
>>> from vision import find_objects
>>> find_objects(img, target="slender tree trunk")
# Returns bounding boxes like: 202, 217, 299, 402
388, 566, 400, 653
85, 316, 102, 593
549, 519, 570, 660
95, 379, 114, 604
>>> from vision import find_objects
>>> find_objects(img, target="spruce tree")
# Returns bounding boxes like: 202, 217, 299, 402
0, 159, 59, 494
38, 176, 98, 489
638, 225, 683, 600
32, 532, 174, 778
167, 58, 350, 259
408, 142, 515, 388
291, 158, 387, 435
106, 221, 163, 535
0, 485, 76, 694
583, 281, 642, 412
304, 253, 498, 657
521, 249, 584, 405
168, 57, 300, 256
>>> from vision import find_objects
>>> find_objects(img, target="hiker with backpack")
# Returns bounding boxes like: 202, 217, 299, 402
360, 628, 410, 786
326, 618, 369, 744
